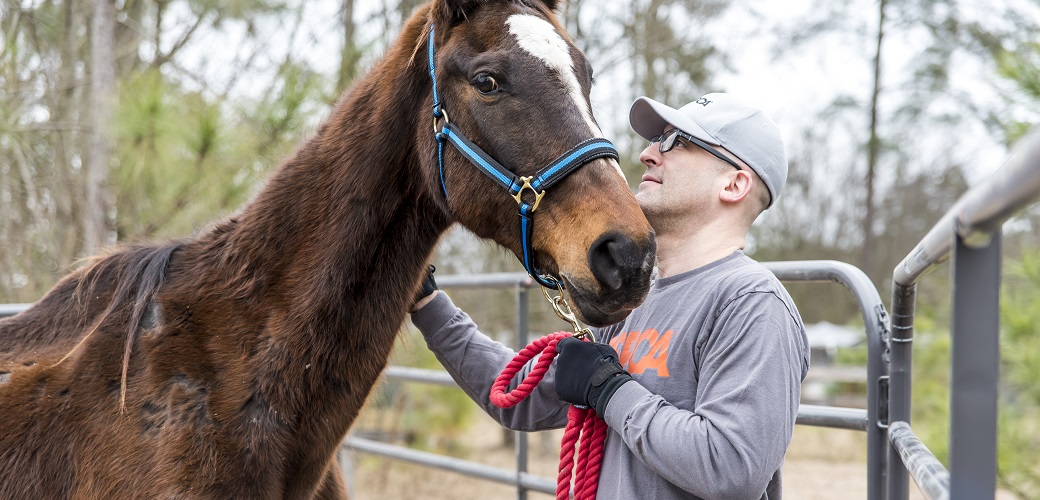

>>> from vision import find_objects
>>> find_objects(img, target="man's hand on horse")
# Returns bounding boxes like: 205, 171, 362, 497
554, 337, 634, 415
412, 265, 439, 312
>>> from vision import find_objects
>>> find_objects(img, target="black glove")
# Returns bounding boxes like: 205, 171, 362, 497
554, 336, 633, 414
414, 265, 439, 305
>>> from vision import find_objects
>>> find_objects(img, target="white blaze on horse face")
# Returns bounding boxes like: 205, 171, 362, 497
505, 14, 626, 181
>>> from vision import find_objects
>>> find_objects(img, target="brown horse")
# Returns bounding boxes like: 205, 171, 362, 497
0, 0, 655, 497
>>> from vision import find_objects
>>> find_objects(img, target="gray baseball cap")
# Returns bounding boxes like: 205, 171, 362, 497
629, 93, 788, 208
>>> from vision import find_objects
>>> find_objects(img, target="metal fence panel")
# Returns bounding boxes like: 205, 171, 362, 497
886, 129, 1040, 500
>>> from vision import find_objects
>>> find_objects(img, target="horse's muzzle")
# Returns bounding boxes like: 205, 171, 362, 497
588, 232, 656, 292
571, 232, 656, 326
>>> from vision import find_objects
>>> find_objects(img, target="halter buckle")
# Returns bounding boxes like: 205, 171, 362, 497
512, 176, 546, 212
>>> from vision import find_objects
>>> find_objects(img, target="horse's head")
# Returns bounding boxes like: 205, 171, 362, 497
420, 0, 655, 326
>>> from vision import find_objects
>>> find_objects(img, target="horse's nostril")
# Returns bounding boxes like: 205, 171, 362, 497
588, 233, 647, 291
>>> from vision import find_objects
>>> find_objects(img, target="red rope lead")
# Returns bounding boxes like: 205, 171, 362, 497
489, 332, 610, 500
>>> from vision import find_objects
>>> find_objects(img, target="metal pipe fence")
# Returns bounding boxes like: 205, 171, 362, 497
0, 303, 32, 317
886, 129, 1040, 500
1, 261, 888, 499
764, 260, 889, 500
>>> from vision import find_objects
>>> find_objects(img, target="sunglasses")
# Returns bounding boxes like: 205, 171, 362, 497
648, 129, 743, 171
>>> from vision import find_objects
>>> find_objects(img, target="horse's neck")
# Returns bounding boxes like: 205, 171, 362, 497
194, 14, 447, 366
227, 25, 441, 309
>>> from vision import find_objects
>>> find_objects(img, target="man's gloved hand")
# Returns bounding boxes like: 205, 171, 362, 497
412, 265, 439, 311
554, 336, 633, 415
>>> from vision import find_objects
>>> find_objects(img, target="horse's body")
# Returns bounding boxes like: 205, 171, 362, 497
0, 0, 655, 497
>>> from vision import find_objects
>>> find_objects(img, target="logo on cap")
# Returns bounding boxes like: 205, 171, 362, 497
694, 97, 712, 106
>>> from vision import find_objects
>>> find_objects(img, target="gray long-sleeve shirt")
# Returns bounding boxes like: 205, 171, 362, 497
410, 251, 810, 499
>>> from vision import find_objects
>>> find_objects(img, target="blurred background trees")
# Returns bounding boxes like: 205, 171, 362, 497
5, 0, 1037, 305
1, 0, 317, 300
2, 0, 1040, 495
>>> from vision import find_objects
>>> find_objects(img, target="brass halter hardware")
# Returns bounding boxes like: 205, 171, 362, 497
512, 176, 547, 212
432, 108, 450, 133
542, 286, 595, 342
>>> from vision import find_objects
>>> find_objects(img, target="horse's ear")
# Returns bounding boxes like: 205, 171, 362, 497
540, 0, 563, 12
437, 0, 487, 21
436, 0, 564, 23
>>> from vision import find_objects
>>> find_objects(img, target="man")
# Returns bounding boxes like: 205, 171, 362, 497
411, 93, 810, 499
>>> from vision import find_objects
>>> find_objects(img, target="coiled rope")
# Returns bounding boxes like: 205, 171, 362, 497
489, 332, 609, 500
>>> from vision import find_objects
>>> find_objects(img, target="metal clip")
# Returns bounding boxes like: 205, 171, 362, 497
433, 108, 451, 133
513, 176, 546, 212
542, 286, 595, 342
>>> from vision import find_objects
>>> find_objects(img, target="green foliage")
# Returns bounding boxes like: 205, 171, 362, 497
997, 43, 1040, 145
989, 40, 1040, 496
111, 61, 327, 241
1003, 253, 1040, 403
907, 314, 951, 463
996, 251, 1040, 496
113, 68, 243, 239
998, 44, 1040, 100
252, 63, 326, 149
0, 1, 91, 302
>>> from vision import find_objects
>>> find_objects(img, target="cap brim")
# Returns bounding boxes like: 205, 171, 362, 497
629, 97, 717, 145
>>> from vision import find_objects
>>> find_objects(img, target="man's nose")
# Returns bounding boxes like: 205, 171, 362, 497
639, 144, 660, 167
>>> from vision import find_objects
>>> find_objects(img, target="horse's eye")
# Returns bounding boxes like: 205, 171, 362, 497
473, 73, 500, 95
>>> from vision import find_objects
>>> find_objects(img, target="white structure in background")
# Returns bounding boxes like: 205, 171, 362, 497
802, 321, 866, 406
806, 321, 863, 364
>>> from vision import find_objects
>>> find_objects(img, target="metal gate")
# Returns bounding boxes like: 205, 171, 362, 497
342, 261, 889, 499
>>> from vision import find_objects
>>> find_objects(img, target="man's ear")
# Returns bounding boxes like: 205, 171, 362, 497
720, 170, 754, 204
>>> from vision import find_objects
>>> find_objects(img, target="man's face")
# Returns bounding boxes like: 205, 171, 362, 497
635, 124, 727, 230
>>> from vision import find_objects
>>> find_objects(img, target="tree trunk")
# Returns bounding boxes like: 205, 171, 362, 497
337, 0, 361, 94
58, 1, 84, 259
860, 0, 886, 281
639, 0, 665, 100
86, 0, 116, 254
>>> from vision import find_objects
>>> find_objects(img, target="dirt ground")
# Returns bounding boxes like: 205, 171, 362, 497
344, 414, 1005, 499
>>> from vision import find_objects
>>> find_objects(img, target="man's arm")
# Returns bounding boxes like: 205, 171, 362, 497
601, 291, 807, 499
410, 291, 571, 431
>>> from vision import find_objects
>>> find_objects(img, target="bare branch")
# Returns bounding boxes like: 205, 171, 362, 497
154, 12, 210, 68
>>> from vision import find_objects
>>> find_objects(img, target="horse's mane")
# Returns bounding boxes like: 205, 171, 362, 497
60, 242, 182, 409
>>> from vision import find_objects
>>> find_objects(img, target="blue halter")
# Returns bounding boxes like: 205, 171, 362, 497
427, 25, 620, 290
